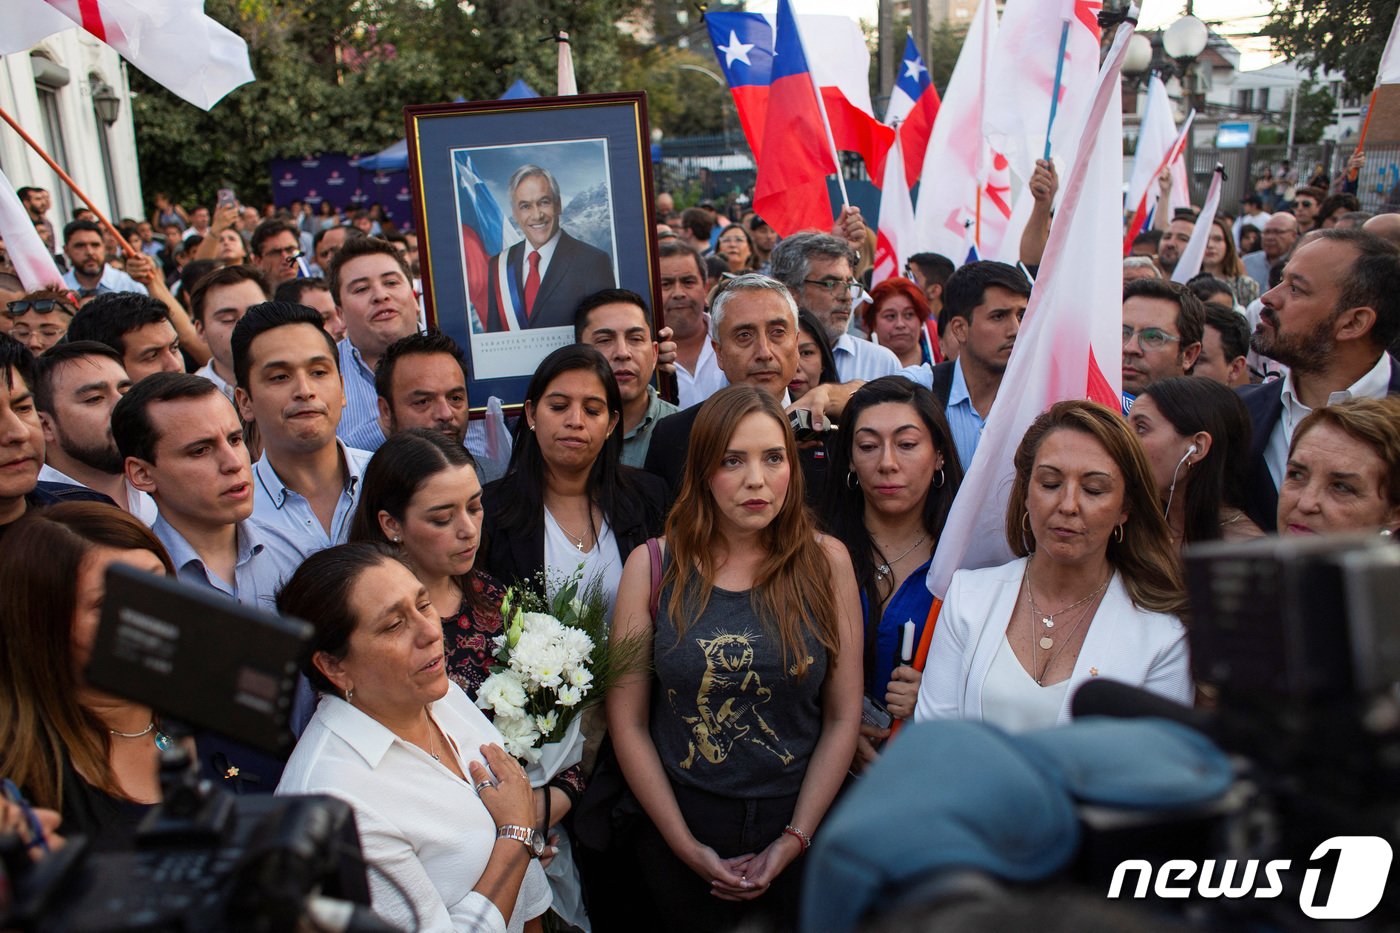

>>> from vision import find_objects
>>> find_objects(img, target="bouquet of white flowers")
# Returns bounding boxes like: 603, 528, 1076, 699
476, 570, 645, 777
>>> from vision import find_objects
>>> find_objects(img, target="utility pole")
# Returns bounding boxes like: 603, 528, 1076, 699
878, 0, 895, 112
911, 0, 928, 67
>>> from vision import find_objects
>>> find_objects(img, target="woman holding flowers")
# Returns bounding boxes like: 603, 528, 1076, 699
276, 542, 552, 933
349, 429, 586, 811
480, 345, 667, 614
607, 385, 863, 932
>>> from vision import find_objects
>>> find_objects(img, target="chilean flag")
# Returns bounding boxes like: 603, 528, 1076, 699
707, 5, 894, 214
454, 153, 504, 333
883, 34, 940, 190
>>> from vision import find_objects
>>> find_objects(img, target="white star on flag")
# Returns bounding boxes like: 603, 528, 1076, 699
903, 58, 927, 82
717, 30, 754, 68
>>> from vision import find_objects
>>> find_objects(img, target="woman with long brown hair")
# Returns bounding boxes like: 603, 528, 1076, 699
1202, 216, 1259, 306
607, 385, 862, 932
0, 503, 177, 848
916, 401, 1192, 731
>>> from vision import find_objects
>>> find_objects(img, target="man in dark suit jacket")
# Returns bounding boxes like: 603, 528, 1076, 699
484, 164, 615, 332
644, 275, 831, 507
1237, 229, 1400, 531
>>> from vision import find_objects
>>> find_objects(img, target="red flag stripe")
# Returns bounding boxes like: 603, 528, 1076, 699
75, 0, 107, 41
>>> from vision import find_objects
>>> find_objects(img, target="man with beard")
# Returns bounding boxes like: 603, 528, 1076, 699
61, 219, 148, 296
231, 302, 371, 558
33, 341, 157, 522
770, 232, 901, 382
1155, 215, 1195, 277
1239, 228, 1400, 531
659, 241, 726, 408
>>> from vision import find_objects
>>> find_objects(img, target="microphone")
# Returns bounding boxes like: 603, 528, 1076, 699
1071, 679, 1212, 736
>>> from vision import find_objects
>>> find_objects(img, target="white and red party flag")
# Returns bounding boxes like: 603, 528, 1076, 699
872, 140, 915, 286
0, 168, 64, 290
1379, 4, 1400, 85
922, 9, 1134, 609
983, 0, 1103, 190
1123, 75, 1192, 252
1171, 163, 1224, 284
0, 0, 253, 111
1123, 103, 1195, 255
910, 0, 1009, 262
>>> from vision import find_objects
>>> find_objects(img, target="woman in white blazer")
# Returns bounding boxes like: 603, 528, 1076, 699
916, 401, 1192, 732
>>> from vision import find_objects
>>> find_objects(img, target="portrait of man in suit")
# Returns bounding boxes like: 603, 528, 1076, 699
484, 163, 616, 332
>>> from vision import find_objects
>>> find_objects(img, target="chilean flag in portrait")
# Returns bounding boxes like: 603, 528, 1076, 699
454, 153, 505, 333
883, 34, 941, 190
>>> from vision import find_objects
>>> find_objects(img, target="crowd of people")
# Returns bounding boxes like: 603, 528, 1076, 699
0, 168, 1397, 933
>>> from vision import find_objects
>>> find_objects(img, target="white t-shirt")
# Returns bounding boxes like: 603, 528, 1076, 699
544, 509, 622, 617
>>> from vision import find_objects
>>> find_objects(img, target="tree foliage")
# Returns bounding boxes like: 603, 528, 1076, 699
1262, 0, 1400, 98
1292, 79, 1340, 144
133, 0, 643, 206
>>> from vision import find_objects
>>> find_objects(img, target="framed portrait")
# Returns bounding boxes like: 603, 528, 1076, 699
405, 92, 659, 414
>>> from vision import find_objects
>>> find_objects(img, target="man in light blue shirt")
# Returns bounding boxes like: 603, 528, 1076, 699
113, 372, 302, 610
770, 231, 903, 383
328, 237, 421, 451
61, 220, 148, 297
232, 301, 372, 558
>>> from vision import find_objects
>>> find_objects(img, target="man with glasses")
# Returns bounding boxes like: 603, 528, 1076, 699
5, 290, 75, 356
251, 218, 303, 288
1121, 278, 1204, 401
770, 232, 901, 382
1243, 213, 1299, 291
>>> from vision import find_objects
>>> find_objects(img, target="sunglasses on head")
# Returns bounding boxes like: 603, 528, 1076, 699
5, 298, 74, 317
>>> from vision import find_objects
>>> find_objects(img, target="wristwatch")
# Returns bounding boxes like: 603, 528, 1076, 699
496, 824, 546, 858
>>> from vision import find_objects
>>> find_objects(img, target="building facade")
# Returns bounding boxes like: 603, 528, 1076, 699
0, 31, 144, 227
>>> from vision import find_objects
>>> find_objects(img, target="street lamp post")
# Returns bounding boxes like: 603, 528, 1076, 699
1162, 14, 1208, 202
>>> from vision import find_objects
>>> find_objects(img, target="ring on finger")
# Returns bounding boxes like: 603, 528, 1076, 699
473, 779, 494, 794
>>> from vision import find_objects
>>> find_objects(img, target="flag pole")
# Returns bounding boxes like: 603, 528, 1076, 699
1353, 87, 1379, 160
0, 102, 132, 258
788, 6, 851, 210
1043, 18, 1071, 160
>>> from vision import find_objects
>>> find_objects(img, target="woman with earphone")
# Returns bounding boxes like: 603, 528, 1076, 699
1126, 377, 1264, 551
915, 401, 1193, 732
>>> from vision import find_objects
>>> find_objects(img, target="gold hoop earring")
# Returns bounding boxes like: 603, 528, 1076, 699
1114, 523, 1124, 543
1021, 511, 1036, 552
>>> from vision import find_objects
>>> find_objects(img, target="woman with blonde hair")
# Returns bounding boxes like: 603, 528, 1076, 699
608, 385, 862, 932
916, 400, 1192, 731
1278, 397, 1400, 537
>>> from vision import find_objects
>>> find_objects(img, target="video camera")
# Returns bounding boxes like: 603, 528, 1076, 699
1, 566, 383, 932
803, 533, 1400, 932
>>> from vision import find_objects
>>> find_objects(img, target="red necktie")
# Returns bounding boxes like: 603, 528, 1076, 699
523, 250, 541, 321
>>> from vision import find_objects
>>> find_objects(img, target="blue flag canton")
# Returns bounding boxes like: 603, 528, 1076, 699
705, 13, 774, 88
770, 0, 813, 82
894, 34, 931, 101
